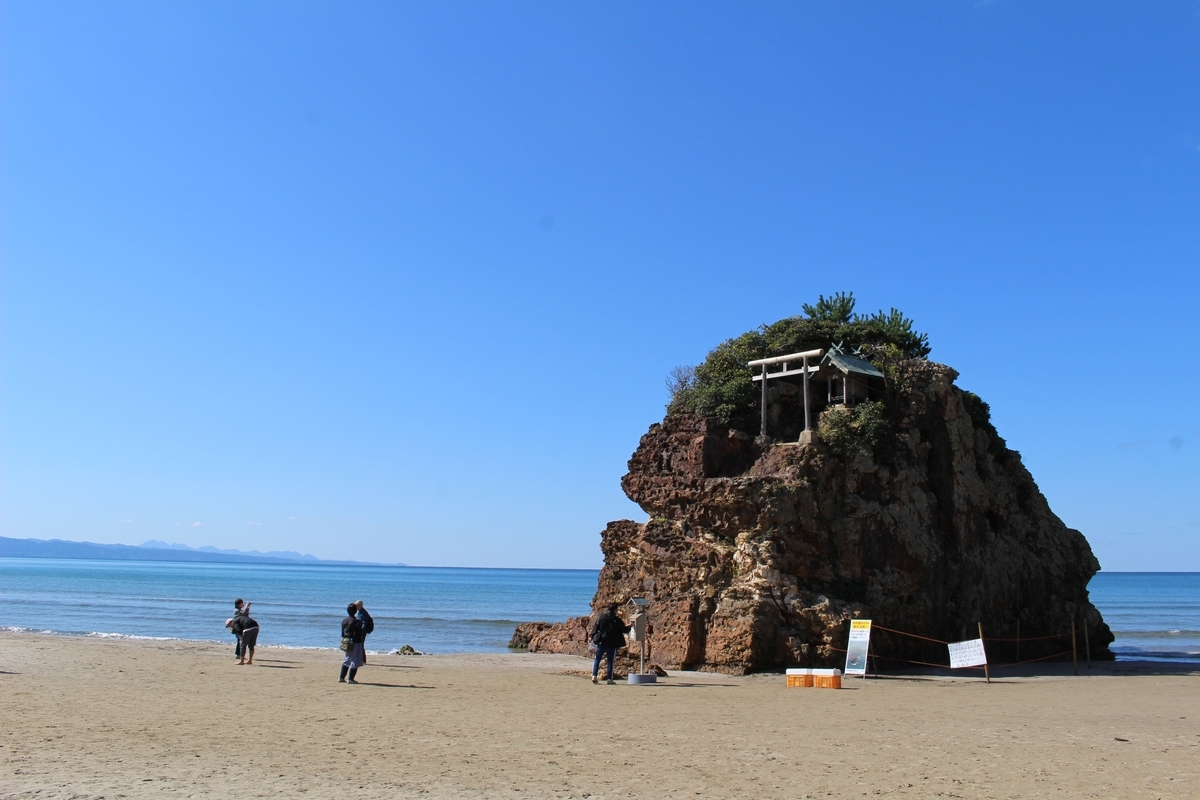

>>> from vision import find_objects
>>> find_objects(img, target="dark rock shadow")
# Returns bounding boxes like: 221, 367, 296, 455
351, 682, 435, 689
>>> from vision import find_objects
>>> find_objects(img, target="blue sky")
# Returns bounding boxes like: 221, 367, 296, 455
2, 2, 1197, 569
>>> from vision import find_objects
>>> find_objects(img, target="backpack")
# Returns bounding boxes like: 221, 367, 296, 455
592, 613, 624, 648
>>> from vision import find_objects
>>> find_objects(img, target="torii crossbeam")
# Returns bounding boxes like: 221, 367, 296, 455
748, 348, 824, 443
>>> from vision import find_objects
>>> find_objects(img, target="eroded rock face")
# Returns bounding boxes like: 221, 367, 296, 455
521, 360, 1113, 673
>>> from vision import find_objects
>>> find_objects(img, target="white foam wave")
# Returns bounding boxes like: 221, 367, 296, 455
258, 643, 339, 652
86, 631, 192, 641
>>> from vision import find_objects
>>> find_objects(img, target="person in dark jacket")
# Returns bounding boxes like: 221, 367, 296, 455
228, 599, 249, 660
354, 600, 374, 665
339, 603, 366, 684
231, 610, 259, 665
590, 603, 630, 685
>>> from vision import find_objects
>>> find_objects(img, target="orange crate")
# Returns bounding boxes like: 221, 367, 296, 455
786, 669, 813, 687
812, 669, 842, 689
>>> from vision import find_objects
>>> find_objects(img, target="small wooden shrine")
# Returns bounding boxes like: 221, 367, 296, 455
748, 343, 885, 444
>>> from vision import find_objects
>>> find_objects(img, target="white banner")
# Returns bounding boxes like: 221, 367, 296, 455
947, 638, 988, 669
843, 619, 872, 675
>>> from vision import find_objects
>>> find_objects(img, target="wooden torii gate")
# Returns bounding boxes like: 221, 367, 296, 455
748, 348, 823, 444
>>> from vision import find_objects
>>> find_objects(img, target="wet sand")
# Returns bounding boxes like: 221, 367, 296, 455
2, 632, 1198, 799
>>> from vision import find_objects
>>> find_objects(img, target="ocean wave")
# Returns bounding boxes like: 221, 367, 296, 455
85, 631, 209, 642
258, 643, 339, 652
1111, 646, 1200, 661
2, 626, 226, 645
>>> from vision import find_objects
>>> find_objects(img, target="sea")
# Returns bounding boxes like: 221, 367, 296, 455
1, 558, 1197, 661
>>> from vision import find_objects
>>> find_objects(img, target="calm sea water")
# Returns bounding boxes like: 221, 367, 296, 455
1086, 572, 1200, 661
0, 559, 1196, 661
0, 558, 597, 654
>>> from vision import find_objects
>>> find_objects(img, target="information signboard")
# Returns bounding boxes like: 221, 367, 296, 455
947, 638, 988, 669
843, 619, 872, 676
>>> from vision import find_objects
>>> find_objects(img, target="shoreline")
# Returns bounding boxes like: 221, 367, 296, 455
4, 632, 1199, 799
4, 623, 1199, 666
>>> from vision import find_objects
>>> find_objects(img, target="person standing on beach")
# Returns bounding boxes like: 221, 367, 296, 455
590, 603, 630, 685
354, 600, 374, 666
339, 603, 366, 684
229, 599, 250, 661
231, 608, 259, 665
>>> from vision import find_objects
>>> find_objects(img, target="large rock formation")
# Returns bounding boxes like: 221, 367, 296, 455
519, 358, 1113, 673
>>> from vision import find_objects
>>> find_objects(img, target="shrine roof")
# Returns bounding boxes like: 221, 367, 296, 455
820, 350, 884, 379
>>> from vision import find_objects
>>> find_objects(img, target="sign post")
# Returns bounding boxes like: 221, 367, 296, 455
844, 619, 872, 677
627, 597, 656, 684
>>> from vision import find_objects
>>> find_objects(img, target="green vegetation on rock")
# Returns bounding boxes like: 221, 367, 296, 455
668, 292, 929, 431
817, 401, 893, 457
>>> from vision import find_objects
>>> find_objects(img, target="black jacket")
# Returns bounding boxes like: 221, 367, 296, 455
231, 616, 259, 635
591, 611, 630, 648
342, 615, 365, 644
356, 609, 374, 636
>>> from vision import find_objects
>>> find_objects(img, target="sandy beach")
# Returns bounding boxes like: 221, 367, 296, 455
2, 633, 1197, 799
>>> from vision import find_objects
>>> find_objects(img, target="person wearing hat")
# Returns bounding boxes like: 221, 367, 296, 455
589, 603, 631, 685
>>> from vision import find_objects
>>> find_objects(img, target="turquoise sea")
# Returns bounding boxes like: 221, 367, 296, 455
1, 558, 1196, 661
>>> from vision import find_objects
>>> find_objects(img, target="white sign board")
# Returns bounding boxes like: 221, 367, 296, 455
947, 638, 988, 669
843, 619, 872, 676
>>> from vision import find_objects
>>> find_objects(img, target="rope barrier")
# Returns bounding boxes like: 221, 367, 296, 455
809, 622, 1078, 675
824, 645, 950, 670
990, 650, 1074, 669
871, 624, 950, 645
986, 632, 1069, 642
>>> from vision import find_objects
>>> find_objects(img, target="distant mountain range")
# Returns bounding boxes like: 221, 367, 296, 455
0, 536, 403, 567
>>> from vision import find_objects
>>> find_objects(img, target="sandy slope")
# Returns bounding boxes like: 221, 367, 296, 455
2, 633, 1198, 799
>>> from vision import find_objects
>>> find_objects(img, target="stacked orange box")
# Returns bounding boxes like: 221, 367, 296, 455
785, 668, 813, 687
812, 668, 842, 689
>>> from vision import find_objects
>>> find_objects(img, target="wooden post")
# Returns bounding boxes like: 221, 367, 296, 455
978, 622, 990, 684
1083, 616, 1091, 669
1071, 618, 1078, 676
802, 356, 811, 433
760, 364, 768, 438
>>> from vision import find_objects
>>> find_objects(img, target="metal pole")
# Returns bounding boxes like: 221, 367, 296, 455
760, 364, 768, 438
978, 622, 990, 684
802, 356, 811, 433
1083, 616, 1091, 669
1016, 618, 1020, 664
1071, 618, 1078, 676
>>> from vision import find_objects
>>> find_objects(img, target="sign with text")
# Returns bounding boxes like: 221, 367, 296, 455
843, 619, 872, 676
947, 638, 988, 669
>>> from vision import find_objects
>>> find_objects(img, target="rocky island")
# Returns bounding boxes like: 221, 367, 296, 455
514, 294, 1113, 673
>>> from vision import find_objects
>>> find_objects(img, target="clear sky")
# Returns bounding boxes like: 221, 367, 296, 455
2, 2, 1197, 569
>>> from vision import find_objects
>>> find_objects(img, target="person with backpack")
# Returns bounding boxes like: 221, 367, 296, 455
231, 607, 260, 666
339, 603, 366, 684
226, 598, 250, 661
590, 603, 630, 685
354, 600, 374, 665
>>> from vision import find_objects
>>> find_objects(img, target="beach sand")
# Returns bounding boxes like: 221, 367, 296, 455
2, 633, 1198, 799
